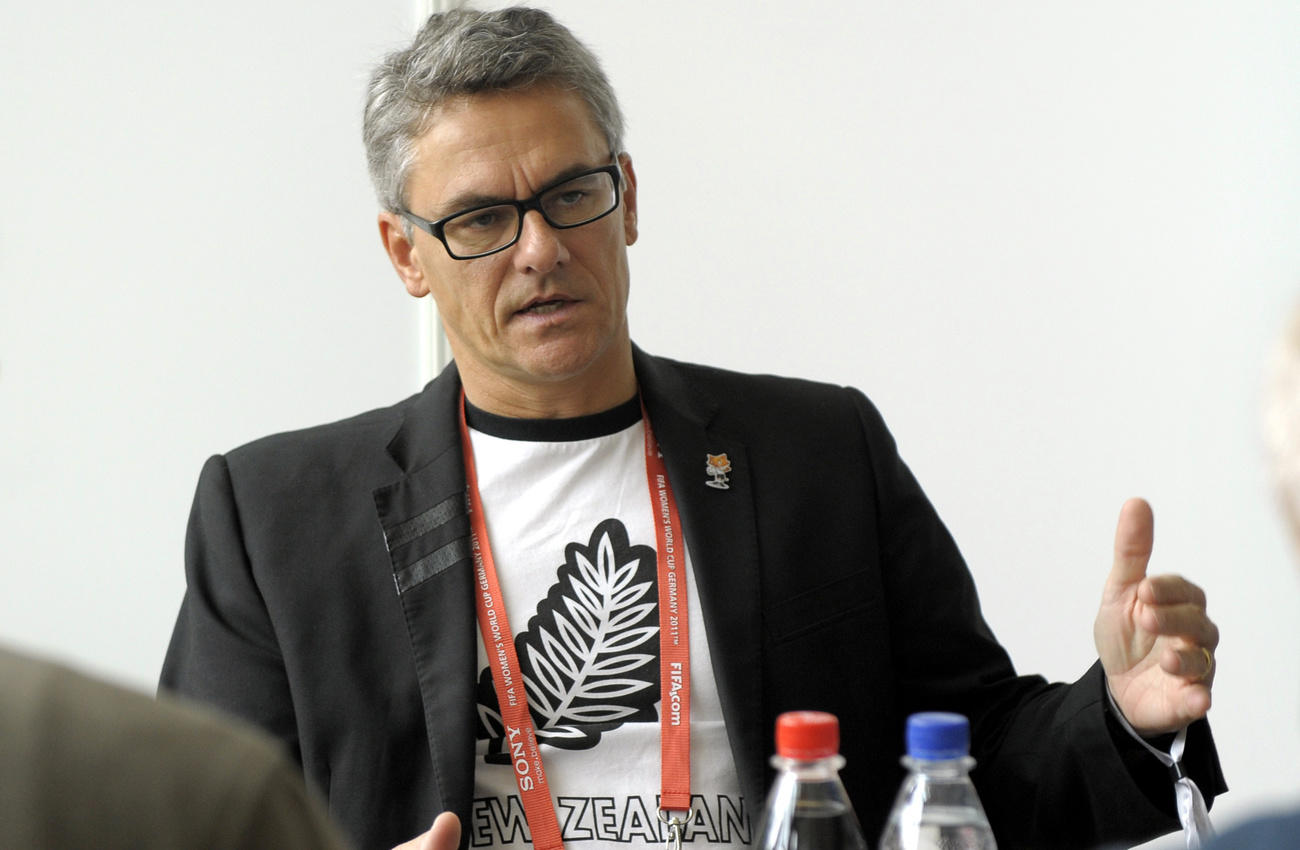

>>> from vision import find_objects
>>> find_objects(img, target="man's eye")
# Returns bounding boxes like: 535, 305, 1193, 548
464, 211, 500, 229
554, 190, 587, 207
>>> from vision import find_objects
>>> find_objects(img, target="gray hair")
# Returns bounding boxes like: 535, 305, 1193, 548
363, 6, 626, 215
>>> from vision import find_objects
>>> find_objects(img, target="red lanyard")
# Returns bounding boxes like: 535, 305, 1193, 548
458, 392, 692, 850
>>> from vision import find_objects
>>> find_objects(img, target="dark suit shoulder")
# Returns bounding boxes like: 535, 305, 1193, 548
218, 390, 425, 488
1208, 810, 1300, 849
641, 351, 876, 424
228, 391, 417, 461
646, 352, 849, 395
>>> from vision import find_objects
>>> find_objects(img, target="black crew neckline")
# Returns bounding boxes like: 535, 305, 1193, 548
464, 394, 642, 442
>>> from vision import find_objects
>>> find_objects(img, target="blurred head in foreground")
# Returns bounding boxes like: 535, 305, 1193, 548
1265, 304, 1300, 555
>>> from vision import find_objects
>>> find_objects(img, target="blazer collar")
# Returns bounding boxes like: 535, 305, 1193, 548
385, 362, 463, 476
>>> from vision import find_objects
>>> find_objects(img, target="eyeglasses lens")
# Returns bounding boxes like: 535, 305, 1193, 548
442, 170, 618, 258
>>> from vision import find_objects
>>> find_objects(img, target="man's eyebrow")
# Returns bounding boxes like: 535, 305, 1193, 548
433, 190, 510, 218
434, 161, 610, 218
540, 160, 610, 189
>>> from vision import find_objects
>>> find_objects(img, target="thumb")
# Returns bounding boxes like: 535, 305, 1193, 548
422, 812, 461, 850
1107, 497, 1154, 591
391, 812, 461, 850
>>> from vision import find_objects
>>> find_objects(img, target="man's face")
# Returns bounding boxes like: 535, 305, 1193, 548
384, 85, 638, 405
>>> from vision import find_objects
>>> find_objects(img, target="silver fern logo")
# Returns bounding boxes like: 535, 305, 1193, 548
477, 519, 661, 759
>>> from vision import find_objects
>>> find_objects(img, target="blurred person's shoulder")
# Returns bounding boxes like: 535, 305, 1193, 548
0, 645, 351, 849
1207, 809, 1300, 849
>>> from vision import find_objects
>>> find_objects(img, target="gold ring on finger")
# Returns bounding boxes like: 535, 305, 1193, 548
1196, 646, 1214, 681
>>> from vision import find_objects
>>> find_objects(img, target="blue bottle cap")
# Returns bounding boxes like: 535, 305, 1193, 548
905, 712, 970, 760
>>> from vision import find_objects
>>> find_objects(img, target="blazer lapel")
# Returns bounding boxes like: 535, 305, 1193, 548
635, 349, 768, 812
372, 365, 478, 829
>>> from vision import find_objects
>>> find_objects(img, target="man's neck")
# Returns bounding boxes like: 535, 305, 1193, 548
458, 350, 638, 420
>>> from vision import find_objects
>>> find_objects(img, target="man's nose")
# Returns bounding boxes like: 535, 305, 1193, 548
511, 210, 568, 273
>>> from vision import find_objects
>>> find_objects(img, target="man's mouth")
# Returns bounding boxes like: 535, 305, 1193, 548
517, 297, 574, 316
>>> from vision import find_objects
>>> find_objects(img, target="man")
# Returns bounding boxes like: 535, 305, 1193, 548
2, 645, 350, 849
161, 8, 1225, 850
1198, 306, 1300, 848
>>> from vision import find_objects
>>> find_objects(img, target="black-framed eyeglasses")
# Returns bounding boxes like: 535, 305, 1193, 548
401, 163, 623, 260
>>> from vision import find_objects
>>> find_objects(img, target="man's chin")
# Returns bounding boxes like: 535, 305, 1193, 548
514, 335, 627, 380
509, 340, 633, 397
512, 352, 610, 386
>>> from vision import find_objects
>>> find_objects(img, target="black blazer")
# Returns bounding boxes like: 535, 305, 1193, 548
161, 347, 1225, 850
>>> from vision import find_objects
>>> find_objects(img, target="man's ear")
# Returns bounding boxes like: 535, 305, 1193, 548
378, 212, 431, 298
617, 153, 638, 247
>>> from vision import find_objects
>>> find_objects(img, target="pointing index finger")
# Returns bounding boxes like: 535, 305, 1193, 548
1109, 497, 1155, 590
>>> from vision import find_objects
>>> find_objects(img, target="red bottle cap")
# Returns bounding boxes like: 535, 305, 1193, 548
775, 711, 840, 759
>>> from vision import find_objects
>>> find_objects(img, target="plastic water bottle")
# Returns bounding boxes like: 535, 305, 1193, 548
756, 711, 869, 850
879, 712, 997, 850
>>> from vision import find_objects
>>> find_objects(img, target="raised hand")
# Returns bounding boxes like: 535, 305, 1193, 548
1093, 498, 1218, 735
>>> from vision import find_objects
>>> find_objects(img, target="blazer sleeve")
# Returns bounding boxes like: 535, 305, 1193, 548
159, 454, 301, 763
851, 387, 1226, 848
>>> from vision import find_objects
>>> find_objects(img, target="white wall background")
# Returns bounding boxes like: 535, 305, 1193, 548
2, 1, 1297, 846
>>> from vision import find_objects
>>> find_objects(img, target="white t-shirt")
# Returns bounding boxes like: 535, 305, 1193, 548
464, 400, 751, 849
